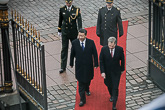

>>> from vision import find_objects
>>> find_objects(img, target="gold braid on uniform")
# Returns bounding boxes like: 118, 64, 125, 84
117, 7, 120, 10
69, 8, 79, 23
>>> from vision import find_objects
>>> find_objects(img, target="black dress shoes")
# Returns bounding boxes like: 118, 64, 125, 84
59, 69, 66, 74
109, 97, 113, 102
79, 101, 86, 107
112, 106, 117, 110
86, 91, 91, 96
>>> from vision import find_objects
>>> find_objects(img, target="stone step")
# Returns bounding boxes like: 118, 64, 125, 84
0, 91, 27, 110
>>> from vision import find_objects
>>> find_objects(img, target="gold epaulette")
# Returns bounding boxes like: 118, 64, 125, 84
60, 6, 65, 8
74, 6, 79, 9
117, 7, 120, 10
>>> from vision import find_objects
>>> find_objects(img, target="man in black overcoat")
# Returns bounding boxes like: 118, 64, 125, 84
96, 0, 123, 46
99, 37, 125, 110
70, 29, 98, 107
58, 0, 82, 73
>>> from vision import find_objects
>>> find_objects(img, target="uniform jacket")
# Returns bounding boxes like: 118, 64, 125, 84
70, 38, 98, 83
58, 5, 82, 38
99, 45, 125, 88
96, 6, 123, 46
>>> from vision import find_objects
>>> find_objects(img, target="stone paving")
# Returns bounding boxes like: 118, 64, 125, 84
6, 0, 164, 110
8, 0, 149, 42
126, 67, 163, 110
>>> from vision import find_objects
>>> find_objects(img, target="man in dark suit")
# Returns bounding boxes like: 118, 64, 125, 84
70, 29, 98, 107
96, 0, 123, 46
99, 37, 125, 110
58, 0, 82, 74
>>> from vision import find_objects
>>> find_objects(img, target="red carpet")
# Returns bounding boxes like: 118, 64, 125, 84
75, 21, 128, 110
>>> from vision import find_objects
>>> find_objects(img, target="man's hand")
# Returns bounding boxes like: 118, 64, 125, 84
58, 32, 62, 37
94, 66, 98, 69
101, 73, 106, 79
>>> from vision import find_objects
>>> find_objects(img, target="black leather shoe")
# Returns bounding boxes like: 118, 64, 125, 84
86, 91, 91, 96
109, 97, 113, 102
59, 69, 66, 74
112, 106, 117, 110
79, 101, 86, 107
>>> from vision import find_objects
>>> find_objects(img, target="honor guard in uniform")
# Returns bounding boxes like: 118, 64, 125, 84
96, 0, 123, 46
58, 0, 82, 74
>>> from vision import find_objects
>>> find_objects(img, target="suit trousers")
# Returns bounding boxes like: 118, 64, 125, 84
61, 35, 75, 69
107, 73, 120, 107
112, 88, 119, 107
78, 81, 91, 102
108, 85, 119, 107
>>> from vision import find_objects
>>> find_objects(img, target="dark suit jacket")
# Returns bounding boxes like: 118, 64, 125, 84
70, 38, 98, 83
96, 6, 123, 46
58, 5, 82, 39
99, 45, 125, 88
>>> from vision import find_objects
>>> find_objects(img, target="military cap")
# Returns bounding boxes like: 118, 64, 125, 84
65, 0, 73, 4
106, 0, 113, 3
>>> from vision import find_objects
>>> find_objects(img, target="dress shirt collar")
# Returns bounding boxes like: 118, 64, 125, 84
67, 5, 72, 11
79, 38, 86, 47
110, 47, 115, 56
107, 6, 112, 10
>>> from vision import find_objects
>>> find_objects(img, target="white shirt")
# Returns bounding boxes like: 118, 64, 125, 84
67, 5, 72, 11
79, 39, 86, 48
110, 48, 115, 57
107, 7, 112, 11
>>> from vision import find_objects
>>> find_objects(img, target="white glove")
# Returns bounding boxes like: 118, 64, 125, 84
58, 32, 62, 37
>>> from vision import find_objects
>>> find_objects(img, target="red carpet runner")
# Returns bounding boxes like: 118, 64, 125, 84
74, 21, 128, 110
